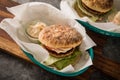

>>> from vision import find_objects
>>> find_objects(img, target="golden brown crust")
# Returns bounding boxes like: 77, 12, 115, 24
81, 0, 113, 13
39, 25, 82, 48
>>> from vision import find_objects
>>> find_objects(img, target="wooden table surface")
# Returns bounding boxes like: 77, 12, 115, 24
0, 0, 120, 80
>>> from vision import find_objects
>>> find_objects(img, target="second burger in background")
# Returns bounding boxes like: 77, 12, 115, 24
39, 24, 83, 70
74, 0, 114, 22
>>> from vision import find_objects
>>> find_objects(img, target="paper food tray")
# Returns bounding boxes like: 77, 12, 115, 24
0, 2, 95, 77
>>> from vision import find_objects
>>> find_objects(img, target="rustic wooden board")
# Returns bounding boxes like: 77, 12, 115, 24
0, 0, 119, 79
86, 30, 120, 79
0, 0, 32, 63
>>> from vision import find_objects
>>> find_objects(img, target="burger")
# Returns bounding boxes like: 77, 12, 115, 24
74, 0, 114, 22
38, 24, 82, 70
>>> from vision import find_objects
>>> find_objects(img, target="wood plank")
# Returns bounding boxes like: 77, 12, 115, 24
0, 0, 19, 7
0, 0, 31, 62
0, 36, 31, 62
0, 10, 14, 18
94, 52, 120, 79
86, 29, 120, 79
75, 67, 95, 80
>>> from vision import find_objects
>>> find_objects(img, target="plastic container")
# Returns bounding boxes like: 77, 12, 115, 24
76, 20, 120, 37
22, 48, 94, 77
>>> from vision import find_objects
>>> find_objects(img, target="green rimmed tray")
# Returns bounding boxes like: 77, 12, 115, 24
76, 20, 120, 37
22, 48, 94, 77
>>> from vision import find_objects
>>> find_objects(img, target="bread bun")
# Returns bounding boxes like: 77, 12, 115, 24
81, 0, 113, 13
39, 24, 82, 49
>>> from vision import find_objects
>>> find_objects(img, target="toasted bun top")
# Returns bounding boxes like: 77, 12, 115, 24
39, 25, 82, 48
81, 0, 113, 13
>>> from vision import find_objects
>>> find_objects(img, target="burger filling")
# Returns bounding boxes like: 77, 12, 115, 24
52, 48, 81, 70
43, 46, 82, 70
44, 46, 75, 58
44, 46, 72, 53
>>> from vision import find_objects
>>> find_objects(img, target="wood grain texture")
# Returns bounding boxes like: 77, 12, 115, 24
0, 0, 31, 62
86, 30, 120, 79
0, 0, 119, 79
0, 36, 31, 62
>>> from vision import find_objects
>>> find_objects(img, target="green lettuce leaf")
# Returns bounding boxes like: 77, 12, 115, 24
43, 55, 63, 65
52, 49, 82, 70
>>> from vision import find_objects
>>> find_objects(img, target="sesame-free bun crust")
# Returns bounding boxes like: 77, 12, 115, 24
81, 0, 113, 13
39, 25, 82, 48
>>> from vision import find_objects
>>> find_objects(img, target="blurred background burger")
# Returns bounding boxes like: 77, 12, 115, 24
74, 0, 115, 22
